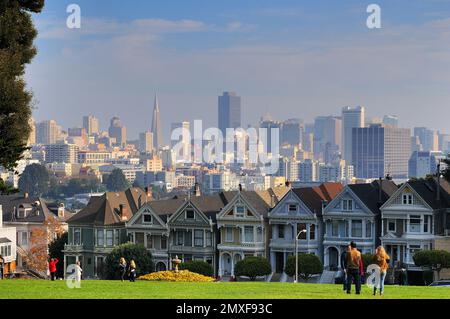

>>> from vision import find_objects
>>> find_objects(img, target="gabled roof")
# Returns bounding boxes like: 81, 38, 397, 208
407, 179, 450, 210
348, 180, 398, 214
293, 182, 344, 217
68, 188, 151, 226
0, 194, 72, 224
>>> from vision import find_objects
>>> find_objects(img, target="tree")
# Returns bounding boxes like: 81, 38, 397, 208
180, 260, 214, 277
48, 232, 68, 279
18, 163, 49, 196
104, 243, 153, 280
0, 0, 45, 171
105, 169, 130, 192
413, 250, 450, 281
234, 256, 271, 281
285, 254, 323, 282
0, 178, 18, 194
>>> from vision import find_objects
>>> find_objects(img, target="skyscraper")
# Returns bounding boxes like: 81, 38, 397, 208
108, 116, 127, 147
281, 118, 304, 146
352, 124, 411, 179
152, 94, 163, 150
414, 127, 439, 152
408, 151, 438, 179
83, 115, 99, 136
139, 131, 154, 154
382, 115, 399, 127
342, 106, 365, 165
313, 116, 342, 160
218, 91, 241, 137
36, 120, 59, 145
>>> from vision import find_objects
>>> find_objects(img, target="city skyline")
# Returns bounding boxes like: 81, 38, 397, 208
27, 0, 450, 139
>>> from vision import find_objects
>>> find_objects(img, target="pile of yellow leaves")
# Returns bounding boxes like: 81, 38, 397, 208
138, 270, 215, 282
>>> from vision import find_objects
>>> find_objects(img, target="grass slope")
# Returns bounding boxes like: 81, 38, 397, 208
1, 280, 450, 299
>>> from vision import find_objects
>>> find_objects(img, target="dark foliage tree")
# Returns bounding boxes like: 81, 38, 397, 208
413, 250, 450, 281
285, 254, 323, 281
18, 163, 49, 196
48, 232, 68, 279
234, 256, 271, 281
105, 168, 130, 192
180, 260, 214, 277
0, 0, 44, 171
0, 178, 18, 194
104, 243, 153, 280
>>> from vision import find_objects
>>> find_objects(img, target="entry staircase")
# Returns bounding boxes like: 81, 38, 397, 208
319, 270, 337, 284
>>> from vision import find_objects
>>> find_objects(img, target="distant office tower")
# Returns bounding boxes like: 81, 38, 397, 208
83, 115, 99, 136
218, 92, 241, 137
342, 106, 365, 165
303, 123, 315, 153
314, 116, 342, 159
352, 124, 411, 179
297, 159, 318, 182
438, 133, 450, 152
382, 115, 399, 127
27, 118, 36, 146
171, 121, 191, 162
259, 119, 281, 154
68, 127, 88, 145
281, 119, 304, 146
408, 151, 437, 179
108, 117, 127, 147
414, 127, 439, 152
44, 142, 79, 164
139, 131, 154, 153
36, 120, 59, 145
151, 94, 163, 150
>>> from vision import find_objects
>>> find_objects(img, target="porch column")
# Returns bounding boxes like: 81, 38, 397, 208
144, 232, 147, 248
381, 219, 384, 236
362, 219, 366, 238
231, 255, 235, 277
218, 254, 223, 277
270, 252, 275, 271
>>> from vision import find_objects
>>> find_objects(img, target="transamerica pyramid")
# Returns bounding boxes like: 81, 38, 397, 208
151, 94, 163, 150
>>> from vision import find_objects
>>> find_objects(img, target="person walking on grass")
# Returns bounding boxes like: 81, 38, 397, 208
75, 261, 83, 284
119, 257, 127, 282
129, 259, 137, 282
340, 246, 350, 292
346, 241, 363, 295
49, 257, 59, 281
372, 246, 390, 296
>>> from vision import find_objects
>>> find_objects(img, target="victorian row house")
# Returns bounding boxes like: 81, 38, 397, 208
64, 179, 450, 280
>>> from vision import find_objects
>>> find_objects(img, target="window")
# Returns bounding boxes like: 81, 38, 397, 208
225, 227, 233, 242
184, 230, 192, 246
310, 224, 316, 240
143, 214, 152, 224
244, 226, 254, 242
288, 204, 297, 213
297, 224, 307, 240
177, 231, 184, 246
161, 236, 167, 249
409, 245, 421, 260
194, 230, 204, 247
115, 230, 120, 245
342, 199, 353, 211
186, 209, 195, 219
21, 232, 28, 246
351, 220, 362, 237
235, 206, 245, 218
366, 221, 372, 238
256, 227, 263, 242
409, 215, 421, 233
97, 229, 104, 246
205, 231, 212, 246
106, 230, 114, 246
146, 234, 153, 248
402, 194, 413, 205
278, 225, 285, 239
388, 220, 396, 232
332, 220, 339, 237
424, 216, 430, 233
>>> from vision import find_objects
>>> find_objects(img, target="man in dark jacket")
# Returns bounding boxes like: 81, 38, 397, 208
340, 247, 349, 291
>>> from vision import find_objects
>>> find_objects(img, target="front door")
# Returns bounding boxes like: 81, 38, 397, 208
276, 252, 284, 273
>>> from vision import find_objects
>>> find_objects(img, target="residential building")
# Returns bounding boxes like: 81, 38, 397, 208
0, 205, 16, 277
146, 155, 163, 172
44, 142, 79, 164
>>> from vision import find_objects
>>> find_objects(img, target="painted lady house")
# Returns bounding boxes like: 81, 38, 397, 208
322, 179, 397, 271
380, 178, 450, 283
268, 183, 343, 275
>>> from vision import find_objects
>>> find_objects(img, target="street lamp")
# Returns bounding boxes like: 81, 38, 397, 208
294, 229, 307, 283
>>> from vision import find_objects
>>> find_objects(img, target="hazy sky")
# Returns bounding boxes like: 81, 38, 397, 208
26, 0, 450, 141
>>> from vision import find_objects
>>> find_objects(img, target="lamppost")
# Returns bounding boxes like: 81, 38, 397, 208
294, 229, 307, 283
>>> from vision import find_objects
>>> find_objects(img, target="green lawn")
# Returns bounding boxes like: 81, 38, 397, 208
1, 280, 450, 299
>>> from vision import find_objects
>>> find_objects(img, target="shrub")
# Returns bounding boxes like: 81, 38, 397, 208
234, 257, 272, 281
180, 260, 214, 277
285, 254, 323, 281
413, 250, 450, 279
139, 270, 215, 282
104, 243, 153, 279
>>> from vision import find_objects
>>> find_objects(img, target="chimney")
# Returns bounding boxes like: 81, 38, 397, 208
119, 204, 128, 221
145, 187, 153, 201
285, 181, 291, 188
238, 184, 243, 192
194, 183, 201, 197
24, 192, 29, 199
58, 203, 65, 218
270, 195, 275, 207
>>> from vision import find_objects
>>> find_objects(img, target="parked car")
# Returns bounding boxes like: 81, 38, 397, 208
429, 280, 450, 287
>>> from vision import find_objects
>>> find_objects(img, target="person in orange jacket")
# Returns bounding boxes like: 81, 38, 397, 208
49, 258, 59, 281
346, 241, 363, 295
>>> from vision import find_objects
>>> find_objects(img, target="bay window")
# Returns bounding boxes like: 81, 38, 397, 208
409, 215, 421, 233
244, 226, 254, 242
351, 220, 362, 238
194, 230, 204, 247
